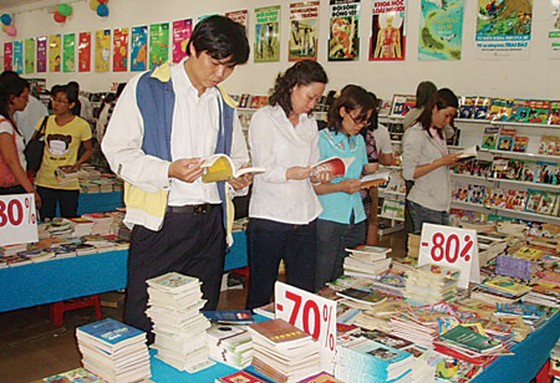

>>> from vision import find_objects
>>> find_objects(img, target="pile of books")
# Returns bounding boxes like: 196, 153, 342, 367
146, 272, 213, 373
495, 301, 550, 330
343, 245, 392, 279
206, 323, 253, 369
404, 264, 460, 305
76, 318, 151, 383
247, 319, 321, 383
82, 213, 117, 236
472, 275, 532, 304
477, 232, 508, 266
390, 306, 444, 349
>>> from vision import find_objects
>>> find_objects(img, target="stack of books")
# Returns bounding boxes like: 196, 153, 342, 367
247, 319, 321, 383
473, 275, 532, 304
76, 318, 151, 383
82, 213, 116, 236
391, 306, 451, 349
335, 288, 387, 308
477, 232, 508, 266
495, 301, 550, 330
65, 217, 95, 237
404, 264, 460, 305
146, 272, 213, 373
343, 245, 392, 279
207, 323, 253, 368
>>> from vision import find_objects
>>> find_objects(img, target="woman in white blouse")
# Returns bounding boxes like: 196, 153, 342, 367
247, 60, 330, 310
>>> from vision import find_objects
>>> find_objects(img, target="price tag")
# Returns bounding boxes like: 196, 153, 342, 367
274, 281, 337, 374
0, 193, 38, 246
418, 223, 480, 289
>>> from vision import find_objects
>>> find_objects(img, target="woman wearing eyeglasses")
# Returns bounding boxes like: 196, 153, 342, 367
32, 83, 92, 219
313, 85, 379, 290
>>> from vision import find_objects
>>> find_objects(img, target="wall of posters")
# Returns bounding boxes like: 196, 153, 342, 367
369, 0, 405, 61
419, 0, 464, 60
131, 26, 148, 72
549, 4, 560, 59
113, 27, 129, 72
255, 5, 281, 62
63, 33, 75, 72
36, 36, 47, 73
226, 9, 248, 28
475, 0, 533, 60
78, 32, 92, 72
289, 1, 319, 61
149, 22, 169, 69
95, 29, 111, 72
172, 19, 192, 64
24, 38, 35, 74
329, 0, 360, 61
3, 42, 12, 71
48, 34, 61, 73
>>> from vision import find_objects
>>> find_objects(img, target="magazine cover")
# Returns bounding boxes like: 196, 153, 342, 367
510, 99, 531, 123
48, 34, 61, 73
549, 101, 560, 125
521, 161, 538, 182
289, 1, 319, 61
370, 0, 405, 61
94, 29, 111, 73
525, 189, 543, 213
481, 126, 500, 150
459, 96, 477, 119
24, 38, 35, 74
496, 128, 516, 151
3, 42, 12, 71
474, 97, 492, 120
418, 0, 463, 61
329, 0, 360, 61
390, 94, 416, 117
488, 98, 513, 121
62, 34, 75, 73
528, 100, 551, 124
255, 6, 281, 62
36, 37, 47, 73
512, 136, 529, 153
226, 9, 248, 28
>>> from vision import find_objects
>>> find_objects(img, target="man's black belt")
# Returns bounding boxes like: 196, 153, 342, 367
166, 203, 220, 215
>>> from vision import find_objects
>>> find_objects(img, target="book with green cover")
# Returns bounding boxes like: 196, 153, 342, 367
439, 325, 501, 353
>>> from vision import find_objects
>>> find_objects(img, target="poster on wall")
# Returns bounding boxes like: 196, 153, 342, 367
13, 41, 23, 74
226, 9, 248, 28
369, 0, 405, 61
131, 26, 148, 72
49, 34, 61, 73
95, 29, 111, 72
3, 43, 13, 71
255, 5, 281, 62
149, 22, 169, 69
63, 33, 75, 72
37, 36, 47, 73
172, 19, 192, 63
548, 3, 560, 58
24, 38, 35, 74
419, 0, 464, 60
113, 27, 129, 72
78, 32, 91, 72
475, 0, 533, 60
289, 1, 319, 61
328, 0, 360, 61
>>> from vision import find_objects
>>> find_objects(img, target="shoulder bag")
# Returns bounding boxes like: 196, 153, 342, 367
24, 116, 48, 172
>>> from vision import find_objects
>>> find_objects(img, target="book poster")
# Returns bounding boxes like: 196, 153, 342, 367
329, 0, 360, 61
63, 33, 75, 72
419, 0, 463, 60
172, 19, 192, 63
36, 36, 47, 73
49, 34, 61, 73
13, 41, 23, 74
226, 9, 248, 28
131, 26, 148, 72
24, 38, 35, 74
3, 42, 12, 71
548, 4, 560, 59
475, 0, 533, 60
113, 27, 129, 72
289, 1, 319, 61
369, 0, 404, 61
149, 22, 169, 69
255, 5, 281, 62
78, 32, 92, 72
95, 29, 111, 72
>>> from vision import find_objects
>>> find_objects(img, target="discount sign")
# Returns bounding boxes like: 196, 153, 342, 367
0, 193, 38, 246
418, 223, 480, 289
274, 281, 337, 374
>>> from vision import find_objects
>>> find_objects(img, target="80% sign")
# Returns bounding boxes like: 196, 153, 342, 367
274, 281, 337, 374
0, 193, 38, 246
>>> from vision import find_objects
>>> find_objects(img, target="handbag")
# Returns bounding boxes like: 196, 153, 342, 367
24, 116, 48, 172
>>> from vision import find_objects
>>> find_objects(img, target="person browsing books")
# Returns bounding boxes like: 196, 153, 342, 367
33, 83, 92, 219
402, 88, 459, 233
101, 16, 251, 341
313, 85, 379, 290
0, 71, 41, 207
246, 60, 332, 310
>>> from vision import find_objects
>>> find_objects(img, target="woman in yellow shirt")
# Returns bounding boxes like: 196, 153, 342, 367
32, 84, 92, 219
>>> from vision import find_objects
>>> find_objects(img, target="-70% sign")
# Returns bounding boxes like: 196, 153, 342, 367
0, 193, 38, 246
275, 281, 337, 374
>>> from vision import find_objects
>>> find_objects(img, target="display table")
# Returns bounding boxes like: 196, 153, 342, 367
77, 191, 124, 215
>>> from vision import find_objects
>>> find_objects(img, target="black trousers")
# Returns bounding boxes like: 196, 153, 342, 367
36, 186, 79, 219
124, 206, 226, 341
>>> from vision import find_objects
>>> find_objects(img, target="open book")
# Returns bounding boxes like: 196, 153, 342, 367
311, 156, 355, 178
201, 154, 265, 183
457, 145, 479, 161
360, 171, 390, 188
55, 166, 79, 185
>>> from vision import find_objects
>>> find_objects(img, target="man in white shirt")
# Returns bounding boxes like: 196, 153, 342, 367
102, 16, 251, 341
14, 94, 48, 143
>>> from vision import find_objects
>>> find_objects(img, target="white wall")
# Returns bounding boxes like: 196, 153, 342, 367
1, 0, 559, 101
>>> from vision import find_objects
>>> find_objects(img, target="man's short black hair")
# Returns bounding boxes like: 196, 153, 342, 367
187, 15, 249, 66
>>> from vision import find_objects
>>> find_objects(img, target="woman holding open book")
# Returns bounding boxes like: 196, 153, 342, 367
402, 88, 459, 234
313, 85, 380, 290
246, 60, 331, 310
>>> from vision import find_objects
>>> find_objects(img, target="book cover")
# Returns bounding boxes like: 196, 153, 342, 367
521, 161, 538, 182
76, 318, 145, 348
439, 325, 501, 353
147, 271, 200, 292
528, 100, 550, 124
247, 318, 309, 345
537, 192, 557, 216
201, 154, 265, 183
549, 100, 560, 125
474, 97, 492, 120
525, 189, 543, 213
509, 99, 531, 123
336, 288, 387, 306
535, 162, 559, 185
504, 158, 524, 180
483, 276, 532, 296
481, 126, 500, 150
512, 136, 529, 153
496, 128, 516, 151
538, 136, 556, 155
390, 94, 416, 117
488, 98, 513, 121
203, 310, 255, 324
312, 156, 355, 178
468, 185, 486, 205
459, 96, 477, 119
453, 184, 469, 203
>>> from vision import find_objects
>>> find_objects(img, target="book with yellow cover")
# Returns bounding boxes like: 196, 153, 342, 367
201, 154, 264, 183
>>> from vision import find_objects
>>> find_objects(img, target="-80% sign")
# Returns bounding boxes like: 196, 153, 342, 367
0, 194, 38, 246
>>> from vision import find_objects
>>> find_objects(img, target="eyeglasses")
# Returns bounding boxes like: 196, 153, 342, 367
347, 113, 371, 128
51, 98, 70, 104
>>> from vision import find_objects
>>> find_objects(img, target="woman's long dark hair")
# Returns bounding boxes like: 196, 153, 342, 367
418, 88, 458, 137
327, 85, 374, 133
269, 60, 328, 117
0, 70, 29, 136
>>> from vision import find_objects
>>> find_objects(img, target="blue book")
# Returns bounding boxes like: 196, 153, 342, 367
76, 318, 146, 352
202, 310, 255, 324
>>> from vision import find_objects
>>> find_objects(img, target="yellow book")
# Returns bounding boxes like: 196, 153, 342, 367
201, 154, 264, 183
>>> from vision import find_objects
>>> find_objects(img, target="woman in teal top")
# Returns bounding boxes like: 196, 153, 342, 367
314, 85, 379, 290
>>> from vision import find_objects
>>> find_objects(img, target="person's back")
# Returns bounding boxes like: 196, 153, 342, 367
14, 95, 48, 142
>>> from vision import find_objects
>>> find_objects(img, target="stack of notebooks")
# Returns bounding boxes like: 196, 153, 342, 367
207, 323, 253, 369
404, 264, 460, 305
145, 272, 213, 373
334, 336, 414, 383
247, 319, 321, 383
76, 318, 151, 383
343, 245, 392, 279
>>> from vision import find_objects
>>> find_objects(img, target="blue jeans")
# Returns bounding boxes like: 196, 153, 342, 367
246, 218, 317, 310
315, 219, 366, 291
408, 200, 449, 234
